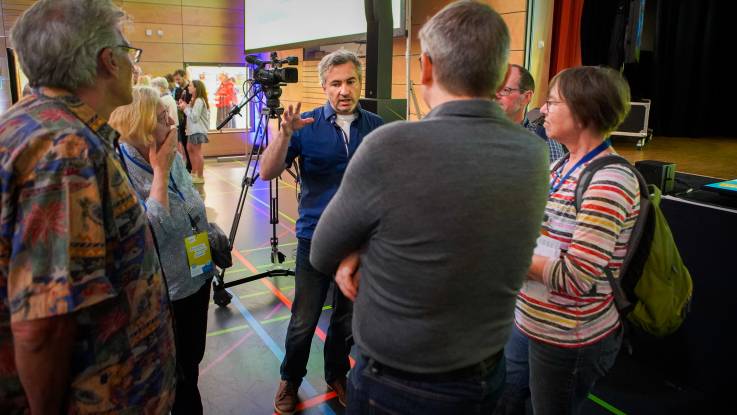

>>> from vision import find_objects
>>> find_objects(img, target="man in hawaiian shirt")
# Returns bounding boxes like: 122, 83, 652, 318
0, 1, 176, 413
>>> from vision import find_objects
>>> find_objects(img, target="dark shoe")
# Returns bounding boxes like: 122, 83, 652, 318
274, 380, 299, 414
327, 376, 347, 407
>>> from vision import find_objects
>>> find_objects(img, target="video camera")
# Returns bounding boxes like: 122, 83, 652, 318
246, 52, 299, 111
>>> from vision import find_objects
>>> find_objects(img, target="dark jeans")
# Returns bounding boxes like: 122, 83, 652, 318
494, 325, 530, 415
178, 122, 192, 172
171, 279, 212, 415
347, 350, 506, 415
529, 326, 622, 415
280, 238, 353, 383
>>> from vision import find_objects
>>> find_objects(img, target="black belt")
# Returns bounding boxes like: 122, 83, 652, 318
366, 350, 503, 382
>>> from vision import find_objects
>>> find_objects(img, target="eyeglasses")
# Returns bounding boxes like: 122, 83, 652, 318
117, 45, 142, 64
544, 99, 563, 108
497, 87, 526, 96
418, 52, 432, 68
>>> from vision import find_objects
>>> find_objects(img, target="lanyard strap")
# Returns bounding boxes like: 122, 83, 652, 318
549, 139, 611, 195
119, 145, 186, 202
118, 145, 199, 231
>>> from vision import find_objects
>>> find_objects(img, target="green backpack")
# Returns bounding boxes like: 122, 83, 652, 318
574, 155, 693, 337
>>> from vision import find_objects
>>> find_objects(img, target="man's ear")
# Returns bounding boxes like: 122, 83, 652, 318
420, 53, 433, 85
522, 90, 534, 106
98, 47, 119, 79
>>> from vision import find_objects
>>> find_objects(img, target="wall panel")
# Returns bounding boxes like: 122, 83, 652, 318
182, 6, 243, 28
183, 43, 243, 64
183, 25, 243, 46
123, 2, 182, 25
181, 0, 243, 9
135, 41, 183, 62
126, 22, 183, 44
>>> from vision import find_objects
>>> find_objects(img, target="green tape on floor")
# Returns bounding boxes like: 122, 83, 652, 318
588, 393, 626, 415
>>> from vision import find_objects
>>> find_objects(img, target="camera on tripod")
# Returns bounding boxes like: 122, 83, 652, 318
212, 52, 301, 307
247, 52, 299, 111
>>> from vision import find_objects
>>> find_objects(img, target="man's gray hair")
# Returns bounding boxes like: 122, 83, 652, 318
150, 77, 170, 94
317, 49, 362, 86
419, 0, 509, 97
10, 0, 126, 91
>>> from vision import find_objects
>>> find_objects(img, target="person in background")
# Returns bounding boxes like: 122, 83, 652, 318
173, 68, 193, 171
152, 76, 179, 129
259, 49, 384, 414
137, 74, 151, 86
493, 63, 568, 415
309, 1, 549, 413
166, 73, 177, 95
0, 1, 176, 413
178, 79, 210, 184
496, 63, 566, 163
133, 63, 143, 85
109, 85, 215, 415
508, 66, 638, 415
215, 72, 238, 129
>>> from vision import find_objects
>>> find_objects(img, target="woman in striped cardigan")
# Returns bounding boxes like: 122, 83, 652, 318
499, 66, 640, 415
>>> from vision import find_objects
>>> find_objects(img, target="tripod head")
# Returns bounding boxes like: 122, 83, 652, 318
261, 104, 284, 120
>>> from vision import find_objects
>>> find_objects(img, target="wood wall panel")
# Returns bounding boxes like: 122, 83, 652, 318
504, 12, 527, 51
183, 43, 243, 64
124, 0, 180, 5
487, 0, 526, 14
182, 6, 243, 28
139, 61, 182, 77
134, 41, 183, 62
509, 50, 524, 66
183, 25, 243, 46
123, 3, 182, 25
202, 131, 248, 157
126, 22, 183, 44
182, 0, 243, 9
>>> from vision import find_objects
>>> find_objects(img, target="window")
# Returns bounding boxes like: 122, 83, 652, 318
185, 65, 251, 131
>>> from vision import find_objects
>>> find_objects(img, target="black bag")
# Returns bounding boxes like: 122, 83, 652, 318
207, 222, 232, 269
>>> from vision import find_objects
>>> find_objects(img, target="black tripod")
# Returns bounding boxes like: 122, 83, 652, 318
212, 101, 296, 307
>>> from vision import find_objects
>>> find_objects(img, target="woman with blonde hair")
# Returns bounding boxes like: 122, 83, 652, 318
110, 86, 214, 415
178, 79, 210, 183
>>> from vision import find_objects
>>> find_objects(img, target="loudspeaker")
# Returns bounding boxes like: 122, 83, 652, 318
635, 160, 675, 194
359, 98, 406, 123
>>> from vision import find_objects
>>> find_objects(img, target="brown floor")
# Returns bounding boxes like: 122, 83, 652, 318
614, 136, 737, 179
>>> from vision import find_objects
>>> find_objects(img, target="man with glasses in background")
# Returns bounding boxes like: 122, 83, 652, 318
0, 1, 176, 413
496, 64, 566, 163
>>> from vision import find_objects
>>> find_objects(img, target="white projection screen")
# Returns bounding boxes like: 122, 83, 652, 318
245, 0, 404, 53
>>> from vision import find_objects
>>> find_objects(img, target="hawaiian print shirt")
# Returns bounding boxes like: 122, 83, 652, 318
0, 88, 176, 414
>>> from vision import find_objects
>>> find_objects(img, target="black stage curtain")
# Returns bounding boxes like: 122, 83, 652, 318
582, 0, 735, 138
652, 0, 734, 137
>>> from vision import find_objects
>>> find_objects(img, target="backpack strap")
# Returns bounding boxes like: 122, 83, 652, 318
574, 154, 653, 315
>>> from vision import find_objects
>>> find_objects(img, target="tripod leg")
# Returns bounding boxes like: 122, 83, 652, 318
213, 112, 269, 307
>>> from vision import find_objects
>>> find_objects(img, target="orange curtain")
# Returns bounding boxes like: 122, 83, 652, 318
549, 0, 584, 79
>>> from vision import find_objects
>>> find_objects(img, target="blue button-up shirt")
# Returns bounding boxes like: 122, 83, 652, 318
285, 102, 384, 239
523, 116, 567, 163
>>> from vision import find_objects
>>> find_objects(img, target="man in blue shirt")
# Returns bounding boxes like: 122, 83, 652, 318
260, 49, 384, 414
496, 64, 566, 163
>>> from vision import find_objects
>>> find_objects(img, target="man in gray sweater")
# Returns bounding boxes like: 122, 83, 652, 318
310, 1, 550, 413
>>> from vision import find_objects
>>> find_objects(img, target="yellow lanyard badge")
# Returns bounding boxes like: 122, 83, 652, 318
185, 231, 214, 278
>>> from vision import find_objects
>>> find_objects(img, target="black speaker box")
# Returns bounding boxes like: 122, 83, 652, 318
634, 160, 675, 194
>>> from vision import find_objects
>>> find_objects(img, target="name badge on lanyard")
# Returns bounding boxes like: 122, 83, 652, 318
185, 231, 214, 279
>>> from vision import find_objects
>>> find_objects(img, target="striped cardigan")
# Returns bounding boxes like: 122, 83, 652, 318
515, 156, 641, 347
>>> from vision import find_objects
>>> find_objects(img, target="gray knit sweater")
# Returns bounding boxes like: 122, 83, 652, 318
310, 99, 549, 373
